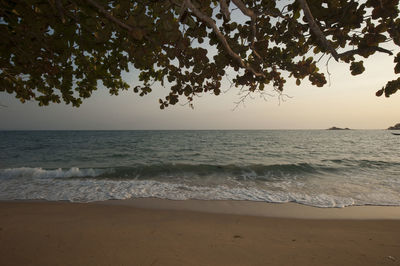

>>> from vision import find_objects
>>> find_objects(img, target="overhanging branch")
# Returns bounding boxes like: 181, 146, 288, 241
85, 0, 134, 32
55, 0, 66, 23
84, 0, 151, 41
297, 0, 339, 61
178, 0, 188, 22
232, 0, 255, 18
339, 46, 393, 57
231, 0, 262, 61
185, 0, 265, 78
219, 0, 230, 20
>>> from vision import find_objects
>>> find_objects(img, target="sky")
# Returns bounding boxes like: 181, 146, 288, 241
1, 50, 398, 130
1, 4, 399, 130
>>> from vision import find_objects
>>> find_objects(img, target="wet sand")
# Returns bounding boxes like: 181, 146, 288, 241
0, 200, 399, 266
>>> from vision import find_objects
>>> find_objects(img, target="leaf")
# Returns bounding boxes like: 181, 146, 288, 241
293, 10, 300, 19
350, 61, 365, 75
395, 63, 400, 74
376, 88, 384, 96
394, 53, 400, 74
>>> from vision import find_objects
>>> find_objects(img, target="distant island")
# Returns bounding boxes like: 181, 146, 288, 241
387, 123, 400, 130
327, 126, 350, 130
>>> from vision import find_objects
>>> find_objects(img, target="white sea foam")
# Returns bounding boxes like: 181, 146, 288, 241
2, 130, 400, 207
0, 167, 105, 179
0, 175, 399, 207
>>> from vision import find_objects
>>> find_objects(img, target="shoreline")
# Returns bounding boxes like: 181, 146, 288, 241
4, 198, 400, 219
99, 198, 400, 220
1, 200, 400, 265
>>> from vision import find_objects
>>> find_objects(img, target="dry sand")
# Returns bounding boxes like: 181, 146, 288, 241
0, 200, 400, 266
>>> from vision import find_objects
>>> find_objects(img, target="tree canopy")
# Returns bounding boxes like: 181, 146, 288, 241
1, 0, 399, 108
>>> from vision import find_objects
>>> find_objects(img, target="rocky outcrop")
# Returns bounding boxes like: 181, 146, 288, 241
327, 126, 350, 130
388, 123, 400, 130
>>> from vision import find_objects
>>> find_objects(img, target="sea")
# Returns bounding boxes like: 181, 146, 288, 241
0, 130, 399, 208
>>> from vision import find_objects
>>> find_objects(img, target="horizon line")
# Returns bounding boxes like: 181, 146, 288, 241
0, 128, 389, 131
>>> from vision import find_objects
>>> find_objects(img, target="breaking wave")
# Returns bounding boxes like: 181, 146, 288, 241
0, 167, 107, 179
0, 161, 400, 208
0, 161, 360, 180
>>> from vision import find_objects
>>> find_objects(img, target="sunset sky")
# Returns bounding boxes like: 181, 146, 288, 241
1, 1, 399, 131
1, 48, 399, 130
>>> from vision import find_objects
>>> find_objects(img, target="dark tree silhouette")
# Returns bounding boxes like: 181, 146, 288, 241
1, 0, 399, 108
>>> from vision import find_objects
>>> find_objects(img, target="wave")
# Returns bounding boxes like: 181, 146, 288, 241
0, 159, 400, 179
0, 167, 107, 179
97, 163, 325, 181
322, 158, 400, 168
0, 163, 399, 207
0, 177, 399, 208
0, 163, 328, 180
1, 159, 398, 180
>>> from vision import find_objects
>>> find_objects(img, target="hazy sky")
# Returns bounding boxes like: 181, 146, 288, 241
1, 2, 399, 130
1, 46, 399, 130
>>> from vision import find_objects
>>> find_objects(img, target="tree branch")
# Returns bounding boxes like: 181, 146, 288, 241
297, 0, 339, 61
185, 0, 265, 78
178, 0, 188, 22
231, 0, 255, 18
231, 0, 262, 61
55, 0, 66, 23
85, 0, 133, 32
339, 46, 393, 57
232, 0, 283, 18
84, 0, 151, 41
219, 0, 230, 20
47, 0, 67, 24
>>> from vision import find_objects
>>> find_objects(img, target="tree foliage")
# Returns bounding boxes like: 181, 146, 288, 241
0, 0, 399, 108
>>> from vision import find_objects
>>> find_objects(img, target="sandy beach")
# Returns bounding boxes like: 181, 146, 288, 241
0, 200, 399, 266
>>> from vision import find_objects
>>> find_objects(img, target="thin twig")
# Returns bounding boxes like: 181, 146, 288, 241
326, 55, 332, 86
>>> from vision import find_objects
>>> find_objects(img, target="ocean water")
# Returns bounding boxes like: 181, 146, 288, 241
0, 130, 399, 208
